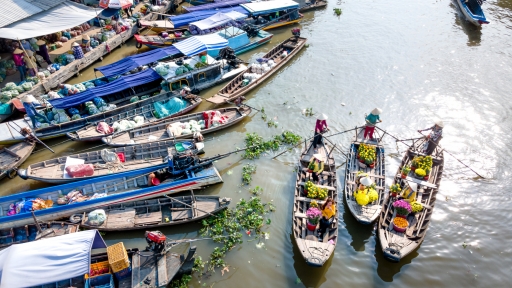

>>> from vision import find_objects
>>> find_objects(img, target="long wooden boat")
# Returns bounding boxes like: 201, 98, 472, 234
17, 139, 203, 184
103, 107, 251, 147
0, 163, 223, 229
378, 138, 444, 262
134, 33, 187, 49
455, 0, 489, 26
67, 95, 201, 142
0, 221, 79, 250
299, 0, 328, 12
79, 195, 231, 231
0, 139, 36, 180
207, 35, 307, 104
344, 128, 386, 224
292, 139, 338, 267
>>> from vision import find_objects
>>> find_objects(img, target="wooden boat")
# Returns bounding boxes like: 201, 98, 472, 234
455, 0, 489, 26
67, 95, 201, 142
207, 34, 307, 104
242, 1, 304, 31
0, 162, 223, 229
0, 139, 36, 180
209, 28, 273, 57
292, 139, 338, 267
299, 0, 328, 12
0, 221, 79, 250
103, 107, 251, 147
17, 139, 204, 184
378, 138, 444, 262
79, 195, 231, 231
344, 128, 386, 224
134, 33, 188, 49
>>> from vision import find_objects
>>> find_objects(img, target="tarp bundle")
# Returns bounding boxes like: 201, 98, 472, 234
49, 69, 162, 109
240, 0, 299, 16
0, 1, 103, 40
0, 230, 106, 287
190, 11, 247, 31
184, 0, 250, 13
169, 6, 248, 28
95, 46, 180, 77
173, 34, 229, 56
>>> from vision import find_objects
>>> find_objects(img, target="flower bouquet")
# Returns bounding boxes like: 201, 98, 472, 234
411, 202, 423, 213
390, 183, 401, 197
393, 199, 412, 217
357, 143, 377, 168
393, 216, 409, 233
306, 206, 322, 231
401, 166, 411, 179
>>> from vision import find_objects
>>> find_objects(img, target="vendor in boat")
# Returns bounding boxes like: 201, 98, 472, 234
308, 154, 325, 184
180, 86, 191, 97
400, 182, 418, 203
313, 114, 328, 151
148, 169, 171, 186
22, 101, 49, 128
318, 197, 336, 239
358, 176, 373, 191
193, 132, 204, 142
418, 120, 443, 155
364, 108, 382, 140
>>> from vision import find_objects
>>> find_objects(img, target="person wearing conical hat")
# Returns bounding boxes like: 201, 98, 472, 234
12, 48, 27, 82
308, 153, 325, 184
400, 181, 418, 203
24, 50, 37, 77
418, 120, 444, 155
36, 39, 52, 65
364, 108, 382, 140
313, 113, 328, 151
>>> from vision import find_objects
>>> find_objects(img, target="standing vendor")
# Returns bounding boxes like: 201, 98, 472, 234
22, 102, 49, 128
36, 39, 52, 65
364, 108, 382, 140
418, 120, 443, 155
13, 48, 26, 82
24, 51, 37, 77
313, 114, 328, 151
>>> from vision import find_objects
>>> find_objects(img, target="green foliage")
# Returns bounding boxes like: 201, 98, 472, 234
267, 119, 278, 128
242, 164, 257, 185
170, 274, 192, 288
242, 132, 302, 159
249, 186, 263, 196
304, 108, 313, 117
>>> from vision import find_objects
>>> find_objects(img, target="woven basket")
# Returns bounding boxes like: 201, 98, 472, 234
106, 242, 130, 273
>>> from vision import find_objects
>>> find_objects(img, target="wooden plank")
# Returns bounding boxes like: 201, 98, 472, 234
134, 211, 162, 225
297, 182, 335, 191
295, 197, 325, 204
172, 209, 192, 221
105, 209, 136, 228
157, 254, 168, 286
399, 174, 437, 189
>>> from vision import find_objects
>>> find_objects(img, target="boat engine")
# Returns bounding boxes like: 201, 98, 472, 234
218, 47, 242, 69
241, 23, 260, 38
145, 230, 167, 253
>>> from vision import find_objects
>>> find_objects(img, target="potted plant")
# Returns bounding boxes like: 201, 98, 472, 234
357, 143, 376, 169
307, 185, 318, 199
304, 180, 314, 196
401, 166, 410, 179
411, 202, 423, 213
414, 168, 426, 179
392, 200, 412, 217
317, 187, 328, 200
367, 187, 379, 203
306, 206, 321, 231
310, 200, 319, 208
390, 183, 401, 197
392, 216, 409, 233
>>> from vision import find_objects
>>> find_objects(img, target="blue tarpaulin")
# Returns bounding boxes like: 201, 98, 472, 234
173, 34, 229, 56
94, 46, 180, 77
170, 6, 248, 28
184, 0, 250, 13
49, 69, 162, 109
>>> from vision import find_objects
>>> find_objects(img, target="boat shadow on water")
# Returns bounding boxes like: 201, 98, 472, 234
373, 239, 419, 282
290, 233, 333, 287
451, 1, 483, 46
340, 198, 375, 252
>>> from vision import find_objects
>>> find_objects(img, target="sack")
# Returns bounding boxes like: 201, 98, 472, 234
93, 97, 106, 108
153, 102, 169, 119
87, 209, 106, 226
130, 96, 139, 103
65, 164, 94, 178
0, 103, 11, 115
96, 122, 114, 134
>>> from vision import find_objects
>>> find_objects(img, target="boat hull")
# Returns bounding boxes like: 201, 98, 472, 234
299, 1, 328, 12
0, 140, 36, 181
455, 0, 488, 26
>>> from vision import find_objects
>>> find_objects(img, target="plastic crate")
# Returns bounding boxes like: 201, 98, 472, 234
114, 266, 132, 281
85, 261, 111, 279
85, 273, 114, 288
106, 242, 130, 273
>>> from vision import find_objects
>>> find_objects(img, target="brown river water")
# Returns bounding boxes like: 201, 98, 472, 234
2, 0, 512, 287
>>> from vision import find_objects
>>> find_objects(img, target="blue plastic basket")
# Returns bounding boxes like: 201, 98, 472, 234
114, 266, 132, 281
85, 273, 114, 288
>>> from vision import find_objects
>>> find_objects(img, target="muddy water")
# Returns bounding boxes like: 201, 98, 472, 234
2, 0, 512, 287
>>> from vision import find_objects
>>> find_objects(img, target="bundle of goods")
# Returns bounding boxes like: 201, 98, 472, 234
87, 209, 107, 226
166, 119, 205, 136
59, 84, 80, 96
85, 101, 100, 115
153, 97, 187, 119
97, 122, 114, 134
48, 63, 61, 74
202, 110, 229, 129
66, 164, 95, 178
6, 198, 54, 216
112, 116, 145, 132
56, 189, 90, 204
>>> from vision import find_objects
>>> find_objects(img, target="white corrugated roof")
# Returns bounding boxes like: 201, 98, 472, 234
0, 0, 68, 28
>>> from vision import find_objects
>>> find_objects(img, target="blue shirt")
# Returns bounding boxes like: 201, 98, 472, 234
366, 114, 380, 125
22, 102, 37, 117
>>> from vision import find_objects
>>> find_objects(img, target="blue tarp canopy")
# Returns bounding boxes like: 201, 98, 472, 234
49, 69, 162, 109
240, 0, 299, 16
184, 0, 250, 13
0, 230, 106, 287
173, 34, 229, 56
169, 6, 248, 28
95, 46, 180, 77
99, 8, 120, 19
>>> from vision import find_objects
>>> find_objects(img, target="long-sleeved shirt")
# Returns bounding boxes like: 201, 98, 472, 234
308, 159, 324, 174
12, 53, 24, 66
322, 205, 336, 219
315, 119, 327, 133
365, 114, 380, 126
420, 126, 443, 141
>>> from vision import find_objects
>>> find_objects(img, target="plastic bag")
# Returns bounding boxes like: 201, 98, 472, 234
93, 97, 106, 108
74, 83, 86, 92
153, 102, 170, 119
130, 96, 139, 103
84, 82, 95, 89
155, 66, 168, 76
87, 209, 106, 226
94, 79, 107, 86
71, 114, 81, 120
54, 112, 70, 123
46, 110, 54, 121
3, 82, 16, 91
96, 122, 114, 134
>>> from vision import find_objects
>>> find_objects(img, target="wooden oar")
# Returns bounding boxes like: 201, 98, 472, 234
8, 122, 55, 153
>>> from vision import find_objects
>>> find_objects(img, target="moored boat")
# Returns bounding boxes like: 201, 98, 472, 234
79, 195, 231, 231
299, 0, 328, 12
103, 106, 251, 147
0, 139, 36, 180
344, 128, 386, 224
455, 0, 489, 26
0, 221, 79, 250
378, 138, 444, 262
207, 31, 307, 104
17, 139, 203, 184
292, 139, 338, 267
242, 0, 303, 30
